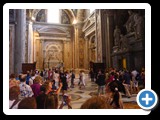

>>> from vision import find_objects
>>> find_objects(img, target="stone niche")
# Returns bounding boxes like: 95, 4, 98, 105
36, 39, 73, 70
43, 41, 63, 69
33, 22, 73, 70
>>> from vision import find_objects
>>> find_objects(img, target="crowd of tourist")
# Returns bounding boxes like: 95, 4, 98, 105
9, 67, 145, 109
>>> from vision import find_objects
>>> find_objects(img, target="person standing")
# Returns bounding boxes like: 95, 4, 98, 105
96, 70, 106, 95
70, 70, 75, 88
19, 74, 34, 98
89, 69, 95, 82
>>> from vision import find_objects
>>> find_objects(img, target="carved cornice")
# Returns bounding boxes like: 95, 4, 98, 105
39, 31, 66, 34
83, 23, 95, 37
83, 11, 95, 22
32, 22, 72, 41
35, 37, 71, 41
39, 33, 68, 38
83, 22, 95, 32
33, 21, 73, 27
33, 23, 72, 34
82, 14, 95, 35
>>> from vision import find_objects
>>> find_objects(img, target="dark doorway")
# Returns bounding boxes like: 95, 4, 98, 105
118, 59, 123, 70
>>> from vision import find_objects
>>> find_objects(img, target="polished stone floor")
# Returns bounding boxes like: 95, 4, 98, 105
59, 74, 140, 109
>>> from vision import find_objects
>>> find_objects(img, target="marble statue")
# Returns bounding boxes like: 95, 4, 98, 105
124, 10, 135, 33
113, 25, 121, 46
119, 34, 128, 50
134, 13, 144, 39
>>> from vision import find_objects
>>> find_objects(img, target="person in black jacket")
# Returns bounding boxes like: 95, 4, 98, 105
96, 69, 106, 95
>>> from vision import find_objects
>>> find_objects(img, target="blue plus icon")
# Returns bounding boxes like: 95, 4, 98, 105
137, 89, 158, 110
142, 93, 153, 105
140, 92, 154, 107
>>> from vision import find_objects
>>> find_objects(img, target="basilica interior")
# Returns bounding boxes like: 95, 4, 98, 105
9, 9, 145, 110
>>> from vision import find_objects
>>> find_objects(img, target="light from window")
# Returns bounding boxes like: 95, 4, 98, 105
47, 9, 59, 23
72, 19, 77, 24
90, 9, 95, 14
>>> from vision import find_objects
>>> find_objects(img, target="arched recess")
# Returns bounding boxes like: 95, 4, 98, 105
63, 9, 75, 23
31, 9, 75, 23
43, 43, 63, 69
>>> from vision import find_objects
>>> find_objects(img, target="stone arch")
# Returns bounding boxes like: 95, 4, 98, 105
63, 9, 76, 23
32, 9, 41, 20
35, 9, 46, 22
38, 26, 67, 34
31, 9, 75, 23
90, 35, 95, 42
45, 42, 62, 51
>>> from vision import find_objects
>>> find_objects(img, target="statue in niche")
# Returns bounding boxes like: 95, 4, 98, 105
119, 34, 128, 50
124, 10, 136, 33
134, 12, 144, 39
113, 25, 121, 46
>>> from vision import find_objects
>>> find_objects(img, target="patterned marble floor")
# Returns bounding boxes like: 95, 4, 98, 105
59, 74, 140, 109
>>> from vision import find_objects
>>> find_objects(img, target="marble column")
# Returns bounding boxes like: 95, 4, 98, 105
9, 25, 15, 75
84, 37, 89, 69
106, 13, 114, 68
94, 10, 98, 62
39, 39, 44, 69
101, 10, 114, 69
14, 9, 26, 74
63, 41, 67, 69
96, 9, 103, 63
76, 10, 86, 69
27, 20, 33, 63
43, 49, 46, 69
72, 27, 75, 69
101, 10, 107, 64
33, 31, 38, 62
74, 24, 79, 69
